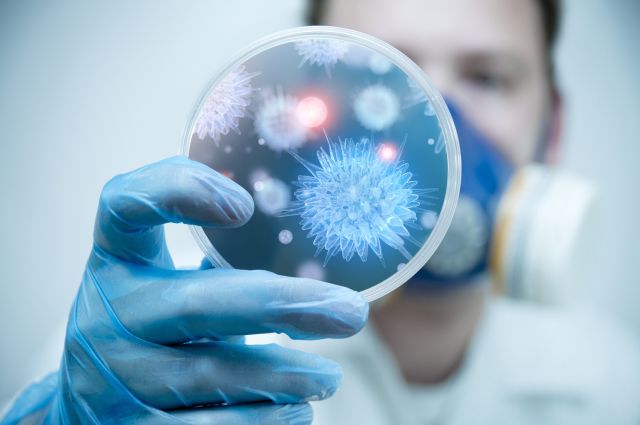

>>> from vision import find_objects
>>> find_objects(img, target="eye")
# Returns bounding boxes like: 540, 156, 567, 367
463, 69, 512, 91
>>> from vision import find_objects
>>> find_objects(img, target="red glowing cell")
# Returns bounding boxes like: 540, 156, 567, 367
378, 142, 399, 162
220, 169, 235, 180
296, 96, 328, 128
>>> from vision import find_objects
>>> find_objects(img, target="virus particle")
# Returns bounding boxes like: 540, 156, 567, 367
296, 260, 326, 281
425, 135, 445, 155
340, 44, 372, 68
406, 77, 436, 117
254, 89, 308, 151
424, 195, 488, 276
294, 39, 349, 73
353, 84, 400, 131
278, 229, 293, 245
368, 52, 393, 75
194, 65, 258, 142
282, 136, 424, 265
248, 168, 269, 186
253, 177, 291, 216
420, 210, 439, 230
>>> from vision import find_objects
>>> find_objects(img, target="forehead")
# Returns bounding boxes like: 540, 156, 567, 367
324, 0, 545, 61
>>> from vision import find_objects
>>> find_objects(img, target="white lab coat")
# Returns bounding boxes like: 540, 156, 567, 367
282, 297, 640, 425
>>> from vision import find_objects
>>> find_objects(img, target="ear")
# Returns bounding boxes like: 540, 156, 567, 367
544, 88, 564, 165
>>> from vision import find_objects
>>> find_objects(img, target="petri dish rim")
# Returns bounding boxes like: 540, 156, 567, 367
179, 25, 461, 302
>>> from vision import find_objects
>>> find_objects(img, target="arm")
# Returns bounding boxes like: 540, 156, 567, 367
1, 156, 368, 425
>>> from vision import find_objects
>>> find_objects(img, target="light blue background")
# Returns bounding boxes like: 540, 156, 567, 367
1, 0, 639, 405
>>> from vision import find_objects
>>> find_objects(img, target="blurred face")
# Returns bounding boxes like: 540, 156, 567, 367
322, 0, 553, 165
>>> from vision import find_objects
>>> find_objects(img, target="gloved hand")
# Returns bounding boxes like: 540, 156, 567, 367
1, 156, 368, 425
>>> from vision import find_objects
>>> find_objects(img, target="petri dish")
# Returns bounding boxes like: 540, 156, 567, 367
181, 26, 460, 301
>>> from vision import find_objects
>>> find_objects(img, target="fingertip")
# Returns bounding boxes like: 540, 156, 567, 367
276, 403, 314, 424
309, 279, 370, 336
267, 276, 370, 340
323, 285, 369, 338
274, 350, 343, 402
347, 290, 370, 334
230, 182, 255, 226
203, 166, 254, 227
171, 156, 255, 227
313, 357, 343, 400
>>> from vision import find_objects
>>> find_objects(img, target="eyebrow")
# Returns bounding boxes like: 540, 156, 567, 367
394, 42, 531, 75
457, 52, 530, 75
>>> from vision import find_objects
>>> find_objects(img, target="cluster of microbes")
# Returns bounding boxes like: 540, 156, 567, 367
193, 39, 442, 267
194, 40, 440, 154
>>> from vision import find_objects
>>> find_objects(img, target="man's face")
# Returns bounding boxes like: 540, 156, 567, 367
323, 0, 553, 165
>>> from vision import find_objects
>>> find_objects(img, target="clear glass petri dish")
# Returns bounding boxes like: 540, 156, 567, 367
181, 26, 460, 301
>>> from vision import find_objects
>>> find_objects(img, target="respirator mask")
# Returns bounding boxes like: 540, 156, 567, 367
410, 103, 598, 304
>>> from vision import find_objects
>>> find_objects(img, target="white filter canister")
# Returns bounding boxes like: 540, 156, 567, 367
490, 165, 599, 305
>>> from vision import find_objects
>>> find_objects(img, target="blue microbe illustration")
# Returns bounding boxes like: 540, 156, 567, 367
194, 65, 258, 142
283, 135, 429, 265
294, 39, 349, 74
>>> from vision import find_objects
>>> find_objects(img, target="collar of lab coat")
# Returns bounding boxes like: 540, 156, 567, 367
321, 296, 599, 401
284, 296, 640, 425
458, 297, 600, 400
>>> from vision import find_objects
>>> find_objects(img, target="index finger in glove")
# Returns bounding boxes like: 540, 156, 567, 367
94, 156, 253, 267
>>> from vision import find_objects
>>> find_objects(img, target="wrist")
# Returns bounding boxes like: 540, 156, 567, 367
1, 372, 59, 425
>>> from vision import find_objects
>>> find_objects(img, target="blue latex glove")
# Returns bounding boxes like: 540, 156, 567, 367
1, 156, 368, 425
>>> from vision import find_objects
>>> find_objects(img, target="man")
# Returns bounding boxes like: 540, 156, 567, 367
293, 1, 640, 424
2, 1, 639, 424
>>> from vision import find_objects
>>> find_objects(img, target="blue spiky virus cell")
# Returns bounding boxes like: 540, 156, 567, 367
194, 65, 258, 142
353, 83, 400, 131
294, 39, 349, 73
254, 88, 309, 151
284, 136, 424, 265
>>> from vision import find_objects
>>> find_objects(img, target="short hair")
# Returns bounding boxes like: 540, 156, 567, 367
306, 0, 561, 83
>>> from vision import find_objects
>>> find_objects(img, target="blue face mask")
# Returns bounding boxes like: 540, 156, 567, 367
408, 102, 514, 290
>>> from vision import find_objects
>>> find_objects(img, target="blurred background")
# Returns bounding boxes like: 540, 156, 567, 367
0, 0, 639, 406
